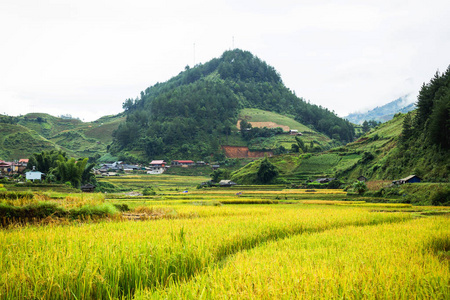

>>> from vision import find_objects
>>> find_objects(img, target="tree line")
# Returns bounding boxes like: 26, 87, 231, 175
27, 150, 96, 188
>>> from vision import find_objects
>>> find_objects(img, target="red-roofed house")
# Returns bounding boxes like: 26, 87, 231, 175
148, 160, 167, 174
19, 159, 29, 165
171, 160, 195, 166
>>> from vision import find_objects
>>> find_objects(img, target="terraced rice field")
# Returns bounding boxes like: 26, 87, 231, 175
1, 178, 449, 299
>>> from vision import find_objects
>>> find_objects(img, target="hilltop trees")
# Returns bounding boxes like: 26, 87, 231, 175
402, 66, 450, 149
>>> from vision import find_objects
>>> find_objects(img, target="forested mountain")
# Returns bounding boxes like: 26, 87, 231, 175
345, 96, 416, 124
111, 49, 354, 161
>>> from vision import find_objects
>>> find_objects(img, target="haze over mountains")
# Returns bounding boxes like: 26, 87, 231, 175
345, 96, 416, 125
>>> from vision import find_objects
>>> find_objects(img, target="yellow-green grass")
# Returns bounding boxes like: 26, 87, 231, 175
147, 216, 450, 299
98, 174, 210, 191
0, 205, 410, 299
239, 108, 312, 132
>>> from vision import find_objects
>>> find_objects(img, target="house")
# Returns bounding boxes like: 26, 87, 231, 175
196, 161, 206, 166
289, 129, 302, 136
315, 178, 336, 184
81, 183, 96, 193
149, 160, 167, 174
122, 164, 139, 171
18, 159, 29, 166
211, 165, 220, 170
392, 175, 421, 185
219, 180, 237, 187
150, 160, 166, 167
25, 169, 44, 181
357, 176, 367, 182
171, 160, 195, 166
0, 161, 13, 174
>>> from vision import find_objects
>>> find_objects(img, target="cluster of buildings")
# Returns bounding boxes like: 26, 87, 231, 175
0, 159, 29, 175
94, 160, 217, 176
0, 159, 47, 182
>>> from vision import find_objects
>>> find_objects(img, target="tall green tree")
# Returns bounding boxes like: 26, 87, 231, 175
295, 136, 307, 153
257, 157, 278, 184
400, 113, 413, 145
56, 158, 88, 188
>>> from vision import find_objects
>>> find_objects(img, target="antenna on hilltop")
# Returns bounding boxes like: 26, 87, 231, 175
232, 36, 234, 49
193, 43, 196, 66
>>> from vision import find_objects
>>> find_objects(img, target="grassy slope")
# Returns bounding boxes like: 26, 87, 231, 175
238, 108, 334, 150
232, 112, 450, 184
0, 123, 63, 160
2, 113, 125, 160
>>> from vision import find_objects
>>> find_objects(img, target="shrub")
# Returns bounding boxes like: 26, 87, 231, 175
143, 187, 156, 196
430, 188, 450, 206
96, 181, 119, 193
352, 181, 367, 195
113, 203, 130, 212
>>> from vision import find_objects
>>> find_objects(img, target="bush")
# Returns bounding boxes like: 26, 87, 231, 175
352, 181, 368, 195
431, 188, 450, 206
143, 187, 156, 196
70, 203, 118, 219
0, 191, 34, 200
96, 181, 119, 193
113, 203, 130, 212
327, 180, 342, 189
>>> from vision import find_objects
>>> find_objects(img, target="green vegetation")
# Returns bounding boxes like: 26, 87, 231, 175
0, 113, 124, 161
111, 49, 354, 161
232, 68, 449, 187
0, 123, 60, 160
27, 150, 96, 188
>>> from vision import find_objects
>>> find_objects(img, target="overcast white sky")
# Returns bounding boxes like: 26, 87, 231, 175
1, 0, 449, 121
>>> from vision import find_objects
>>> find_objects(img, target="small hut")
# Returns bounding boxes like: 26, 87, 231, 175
392, 175, 421, 185
81, 183, 96, 193
357, 176, 367, 182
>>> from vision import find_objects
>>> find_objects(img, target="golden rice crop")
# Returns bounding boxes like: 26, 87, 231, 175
148, 216, 450, 299
0, 205, 410, 299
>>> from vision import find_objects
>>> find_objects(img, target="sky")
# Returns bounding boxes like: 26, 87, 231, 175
1, 0, 449, 121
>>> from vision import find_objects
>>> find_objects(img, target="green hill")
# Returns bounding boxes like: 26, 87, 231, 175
231, 67, 450, 185
111, 49, 354, 161
0, 113, 124, 161
0, 123, 63, 160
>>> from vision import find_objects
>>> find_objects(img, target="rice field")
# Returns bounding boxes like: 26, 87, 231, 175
1, 175, 449, 299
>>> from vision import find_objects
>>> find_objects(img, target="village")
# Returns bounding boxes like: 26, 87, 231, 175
0, 157, 421, 189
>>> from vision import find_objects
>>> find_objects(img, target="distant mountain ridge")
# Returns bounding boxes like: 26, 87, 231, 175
345, 96, 416, 124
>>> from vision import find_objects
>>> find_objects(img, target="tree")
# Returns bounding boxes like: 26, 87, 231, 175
428, 93, 450, 149
362, 121, 370, 133
257, 157, 278, 184
400, 113, 413, 145
352, 181, 367, 195
56, 158, 88, 188
122, 98, 134, 111
295, 136, 307, 153
210, 169, 231, 183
